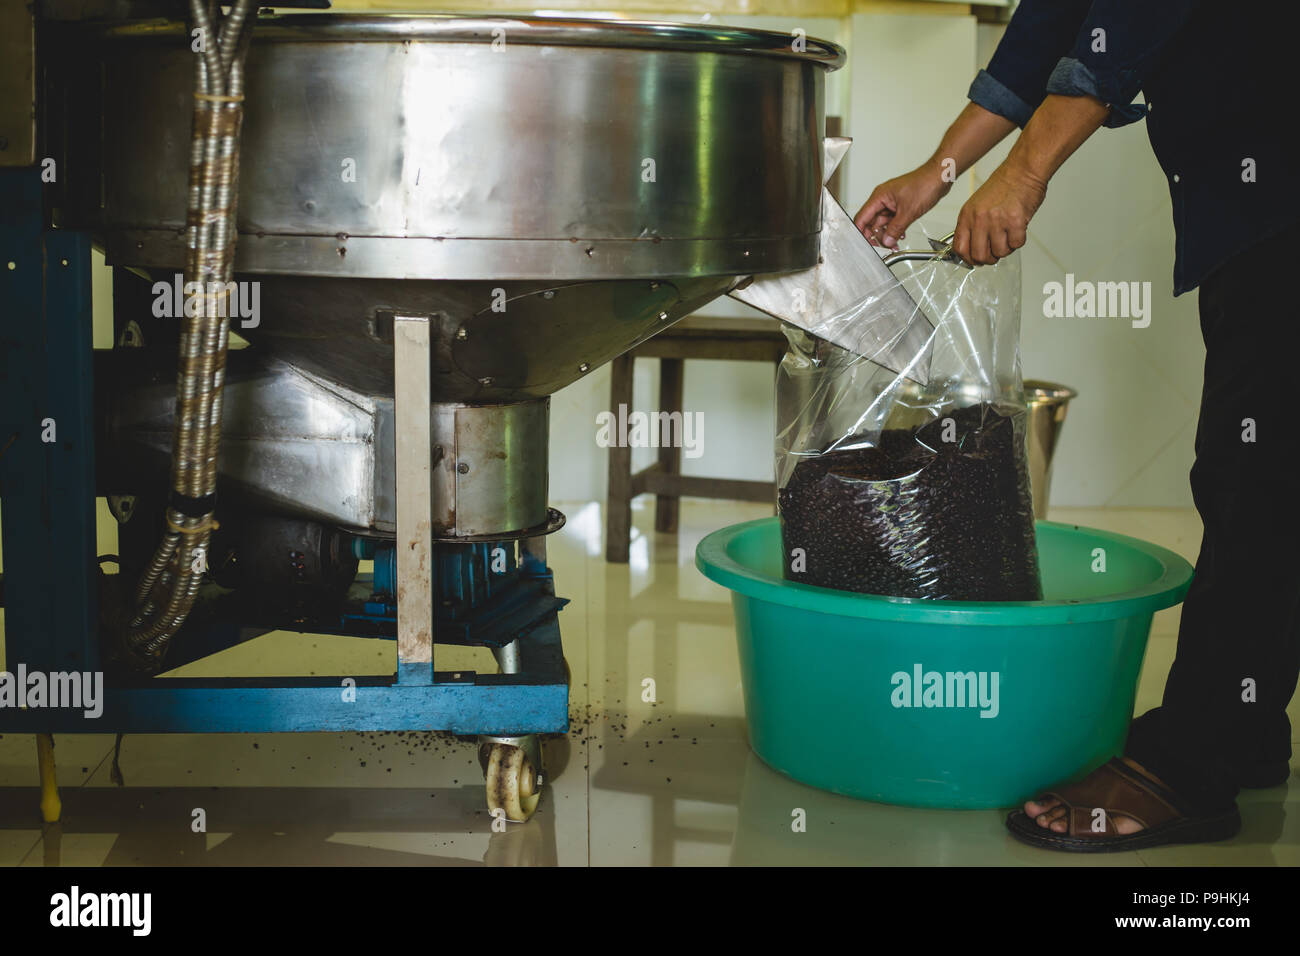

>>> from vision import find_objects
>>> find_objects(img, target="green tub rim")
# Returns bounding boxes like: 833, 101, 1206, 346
695, 518, 1194, 627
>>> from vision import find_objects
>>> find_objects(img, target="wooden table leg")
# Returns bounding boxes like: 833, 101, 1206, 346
606, 353, 634, 563
655, 357, 684, 534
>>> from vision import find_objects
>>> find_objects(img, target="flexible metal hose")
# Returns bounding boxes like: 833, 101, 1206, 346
118, 0, 255, 670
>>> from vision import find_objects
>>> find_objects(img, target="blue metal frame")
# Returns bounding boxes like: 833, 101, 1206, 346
0, 167, 99, 676
0, 614, 568, 735
0, 165, 569, 739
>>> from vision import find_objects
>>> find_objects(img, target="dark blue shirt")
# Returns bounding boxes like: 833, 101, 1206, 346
969, 1, 1296, 295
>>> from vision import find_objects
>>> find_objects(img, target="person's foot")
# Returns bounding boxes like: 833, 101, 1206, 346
1022, 756, 1163, 835
1006, 756, 1241, 852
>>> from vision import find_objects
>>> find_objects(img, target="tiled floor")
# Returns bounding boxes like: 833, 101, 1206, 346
1, 500, 1295, 866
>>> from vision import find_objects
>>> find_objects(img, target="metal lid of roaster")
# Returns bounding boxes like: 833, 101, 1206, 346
97, 13, 846, 68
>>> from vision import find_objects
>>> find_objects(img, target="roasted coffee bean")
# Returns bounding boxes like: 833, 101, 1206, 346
779, 403, 1042, 601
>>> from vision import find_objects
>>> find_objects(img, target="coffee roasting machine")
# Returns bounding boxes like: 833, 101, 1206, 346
0, 1, 842, 821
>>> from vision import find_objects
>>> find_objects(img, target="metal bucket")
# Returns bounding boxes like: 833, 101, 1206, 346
1023, 380, 1078, 519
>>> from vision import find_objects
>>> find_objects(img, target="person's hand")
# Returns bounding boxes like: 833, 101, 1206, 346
853, 162, 953, 249
951, 159, 1046, 265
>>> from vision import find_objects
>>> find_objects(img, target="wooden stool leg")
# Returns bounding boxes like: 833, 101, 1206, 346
655, 357, 684, 534
605, 353, 634, 563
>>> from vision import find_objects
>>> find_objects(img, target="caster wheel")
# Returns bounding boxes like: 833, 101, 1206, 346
482, 741, 542, 822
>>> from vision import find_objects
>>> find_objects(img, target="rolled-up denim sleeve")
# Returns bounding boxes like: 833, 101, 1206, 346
968, 69, 1035, 128
1046, 58, 1145, 127
969, 0, 1092, 127
1054, 1, 1203, 128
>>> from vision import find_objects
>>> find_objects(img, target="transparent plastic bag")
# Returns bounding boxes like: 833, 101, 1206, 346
776, 250, 1042, 601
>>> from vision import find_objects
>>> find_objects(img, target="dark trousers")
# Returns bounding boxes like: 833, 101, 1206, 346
1125, 233, 1300, 813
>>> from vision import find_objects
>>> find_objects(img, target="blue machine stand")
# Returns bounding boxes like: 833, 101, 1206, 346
0, 166, 570, 822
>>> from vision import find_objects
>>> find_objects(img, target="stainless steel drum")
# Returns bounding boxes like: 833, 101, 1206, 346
50, 14, 843, 536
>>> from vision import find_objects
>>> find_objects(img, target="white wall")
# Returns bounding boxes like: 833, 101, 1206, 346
549, 11, 1201, 509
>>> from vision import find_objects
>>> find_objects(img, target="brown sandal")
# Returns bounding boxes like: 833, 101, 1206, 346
1005, 757, 1241, 853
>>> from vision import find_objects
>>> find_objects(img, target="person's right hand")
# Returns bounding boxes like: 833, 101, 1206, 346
853, 163, 953, 249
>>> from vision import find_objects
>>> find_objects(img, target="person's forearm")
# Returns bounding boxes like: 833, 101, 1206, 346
1001, 93, 1110, 189
922, 102, 1018, 179
950, 92, 1110, 265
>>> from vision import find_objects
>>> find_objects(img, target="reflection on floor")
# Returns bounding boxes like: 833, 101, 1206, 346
0, 500, 1296, 866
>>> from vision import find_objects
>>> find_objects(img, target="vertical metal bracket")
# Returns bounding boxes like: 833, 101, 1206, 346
393, 313, 434, 682
0, 168, 98, 674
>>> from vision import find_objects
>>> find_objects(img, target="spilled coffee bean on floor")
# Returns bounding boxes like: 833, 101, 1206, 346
779, 403, 1042, 601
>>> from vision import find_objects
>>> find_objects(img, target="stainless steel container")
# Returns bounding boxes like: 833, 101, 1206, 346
1024, 379, 1079, 519
61, 15, 843, 538
49, 15, 838, 281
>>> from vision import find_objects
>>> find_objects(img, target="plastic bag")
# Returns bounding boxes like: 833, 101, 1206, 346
775, 249, 1042, 601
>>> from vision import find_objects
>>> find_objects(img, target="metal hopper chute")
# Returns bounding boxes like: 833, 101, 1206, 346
730, 137, 962, 384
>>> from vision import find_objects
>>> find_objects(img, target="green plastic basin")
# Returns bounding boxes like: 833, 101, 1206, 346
695, 518, 1194, 809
